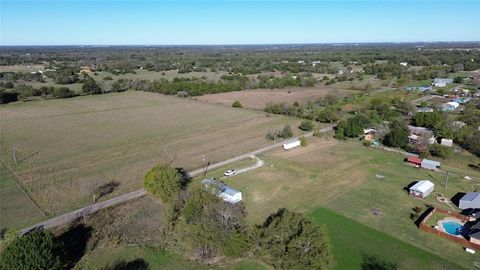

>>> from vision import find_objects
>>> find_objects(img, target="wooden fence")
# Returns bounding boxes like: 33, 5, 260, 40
419, 207, 480, 250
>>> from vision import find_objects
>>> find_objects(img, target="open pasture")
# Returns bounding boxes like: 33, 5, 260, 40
0, 91, 300, 226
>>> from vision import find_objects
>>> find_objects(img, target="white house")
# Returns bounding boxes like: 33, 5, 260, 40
409, 180, 435, 198
400, 62, 408, 67
201, 178, 242, 204
283, 139, 301, 150
459, 192, 480, 209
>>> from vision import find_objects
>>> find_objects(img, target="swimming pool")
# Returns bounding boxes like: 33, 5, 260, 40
442, 221, 463, 236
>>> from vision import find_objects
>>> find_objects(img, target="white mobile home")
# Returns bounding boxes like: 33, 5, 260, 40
409, 180, 434, 198
283, 139, 301, 150
201, 178, 242, 204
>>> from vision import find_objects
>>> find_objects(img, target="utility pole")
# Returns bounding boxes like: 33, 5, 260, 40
444, 170, 449, 189
12, 146, 17, 164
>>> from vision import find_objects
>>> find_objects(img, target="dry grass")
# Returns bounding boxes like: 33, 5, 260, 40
0, 91, 300, 223
197, 87, 359, 110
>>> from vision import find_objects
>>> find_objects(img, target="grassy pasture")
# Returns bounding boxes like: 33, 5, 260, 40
310, 208, 463, 270
0, 91, 300, 228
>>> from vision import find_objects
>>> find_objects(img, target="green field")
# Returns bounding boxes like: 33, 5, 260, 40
0, 91, 301, 229
310, 208, 462, 270
75, 246, 270, 270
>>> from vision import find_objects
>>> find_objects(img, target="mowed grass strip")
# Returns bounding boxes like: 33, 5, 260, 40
0, 91, 301, 224
309, 208, 463, 270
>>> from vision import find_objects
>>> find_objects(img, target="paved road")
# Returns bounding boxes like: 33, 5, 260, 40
21, 125, 334, 234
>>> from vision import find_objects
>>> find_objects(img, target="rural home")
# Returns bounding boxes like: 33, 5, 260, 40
441, 102, 460, 112
201, 178, 242, 204
433, 78, 454, 85
408, 125, 435, 145
421, 159, 441, 171
363, 128, 377, 141
283, 139, 301, 150
460, 192, 480, 210
440, 138, 453, 147
410, 180, 434, 198
406, 156, 422, 167
416, 107, 434, 113
400, 62, 408, 67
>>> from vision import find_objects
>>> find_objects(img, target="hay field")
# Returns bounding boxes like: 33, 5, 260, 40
0, 91, 300, 225
197, 87, 360, 110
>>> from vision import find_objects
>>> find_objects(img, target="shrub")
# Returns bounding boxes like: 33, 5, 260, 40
143, 164, 182, 203
280, 124, 293, 138
232, 100, 243, 108
429, 144, 453, 159
299, 136, 307, 147
299, 120, 314, 131
103, 76, 113, 80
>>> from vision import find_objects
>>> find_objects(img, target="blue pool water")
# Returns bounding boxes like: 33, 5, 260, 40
442, 221, 463, 236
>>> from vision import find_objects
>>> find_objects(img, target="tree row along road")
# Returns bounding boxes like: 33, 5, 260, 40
21, 125, 334, 234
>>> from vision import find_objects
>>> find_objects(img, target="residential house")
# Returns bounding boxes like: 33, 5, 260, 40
468, 221, 480, 245
201, 178, 242, 204
441, 101, 460, 112
460, 192, 480, 209
408, 125, 435, 145
409, 180, 434, 198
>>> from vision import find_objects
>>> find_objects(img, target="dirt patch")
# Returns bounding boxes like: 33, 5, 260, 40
370, 208, 384, 217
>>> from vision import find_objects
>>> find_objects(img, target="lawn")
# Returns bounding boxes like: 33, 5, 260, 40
74, 246, 270, 270
309, 208, 463, 270
0, 91, 301, 228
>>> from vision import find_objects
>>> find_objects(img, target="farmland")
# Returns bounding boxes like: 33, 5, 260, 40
0, 91, 301, 228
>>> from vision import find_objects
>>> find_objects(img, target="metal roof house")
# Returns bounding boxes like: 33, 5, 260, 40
409, 180, 434, 198
421, 159, 441, 171
469, 221, 480, 245
460, 192, 480, 209
433, 78, 454, 84
201, 178, 242, 204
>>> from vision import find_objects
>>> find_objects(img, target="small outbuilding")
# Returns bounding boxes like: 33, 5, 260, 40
459, 192, 480, 209
421, 159, 441, 171
406, 156, 422, 167
283, 139, 301, 150
409, 180, 435, 198
440, 138, 453, 147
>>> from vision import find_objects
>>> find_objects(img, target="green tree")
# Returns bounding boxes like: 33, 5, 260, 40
232, 100, 243, 108
82, 76, 102, 95
429, 144, 453, 159
223, 229, 250, 258
0, 230, 62, 270
299, 120, 314, 131
255, 208, 333, 270
299, 136, 307, 147
317, 108, 338, 123
143, 164, 182, 203
281, 124, 293, 138
383, 121, 409, 148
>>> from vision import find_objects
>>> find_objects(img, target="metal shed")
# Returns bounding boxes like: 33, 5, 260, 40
459, 192, 480, 209
409, 180, 434, 198
421, 159, 440, 171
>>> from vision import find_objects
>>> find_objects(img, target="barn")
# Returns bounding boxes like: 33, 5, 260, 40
421, 159, 441, 171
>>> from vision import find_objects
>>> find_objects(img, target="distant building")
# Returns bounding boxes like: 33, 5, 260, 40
469, 222, 480, 245
201, 178, 242, 204
421, 159, 441, 171
433, 78, 454, 84
406, 156, 422, 167
409, 180, 434, 198
440, 138, 453, 147
400, 62, 408, 67
459, 192, 480, 209
441, 101, 460, 111
416, 107, 434, 113
453, 97, 470, 104
408, 125, 435, 144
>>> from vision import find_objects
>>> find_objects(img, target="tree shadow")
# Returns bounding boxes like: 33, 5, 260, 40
176, 167, 192, 190
468, 163, 480, 171
451, 192, 466, 207
56, 223, 93, 269
361, 254, 398, 270
414, 207, 434, 227
95, 181, 120, 201
102, 259, 149, 270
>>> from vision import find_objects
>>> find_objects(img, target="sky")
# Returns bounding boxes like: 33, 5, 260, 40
0, 0, 479, 45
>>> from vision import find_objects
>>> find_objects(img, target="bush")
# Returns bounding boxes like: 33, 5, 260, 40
232, 100, 243, 108
103, 76, 113, 80
299, 136, 307, 147
299, 120, 314, 131
0, 230, 62, 270
429, 144, 453, 159
53, 87, 75, 98
280, 124, 293, 138
82, 76, 102, 95
383, 121, 409, 148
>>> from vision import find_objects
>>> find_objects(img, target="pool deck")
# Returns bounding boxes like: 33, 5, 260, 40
435, 217, 465, 238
